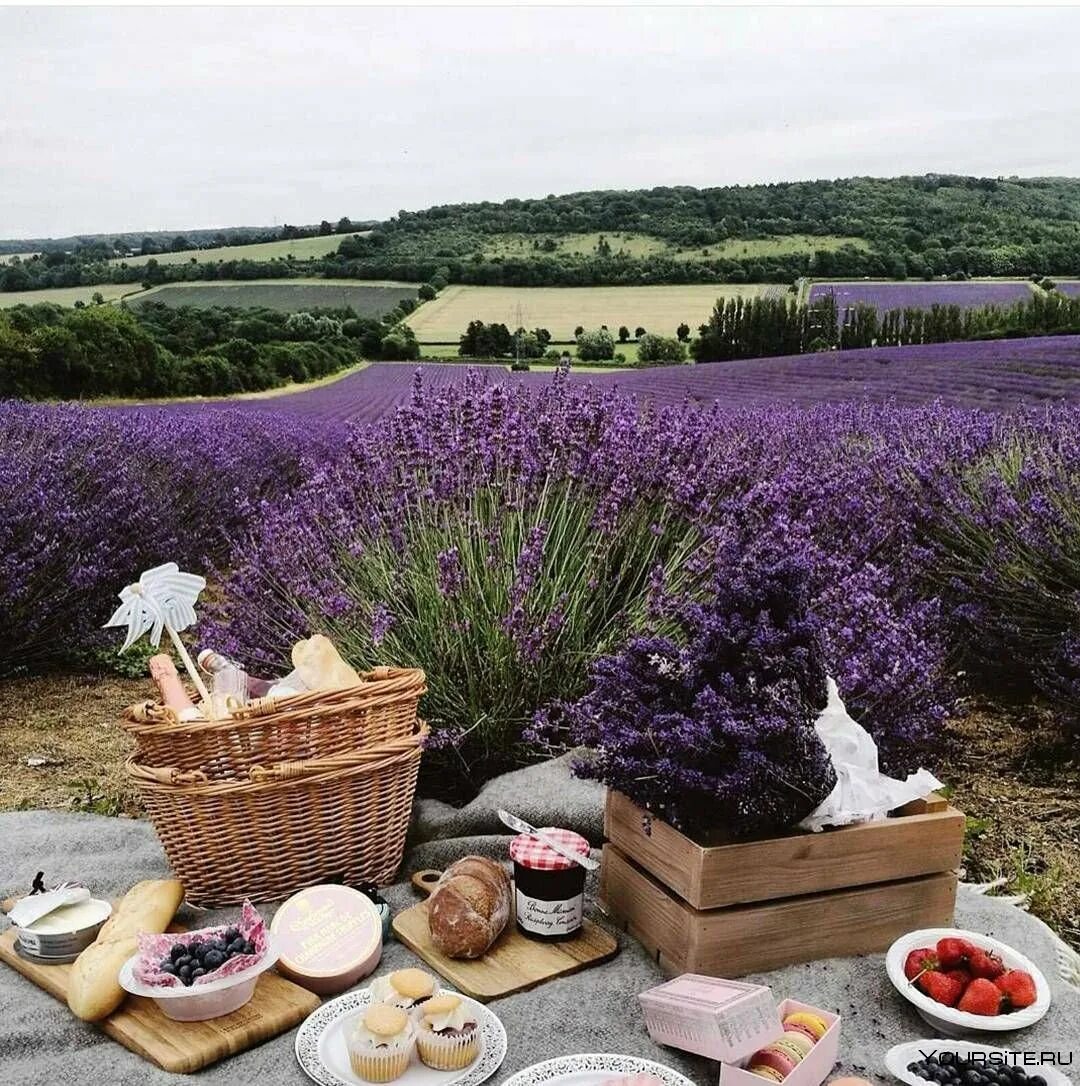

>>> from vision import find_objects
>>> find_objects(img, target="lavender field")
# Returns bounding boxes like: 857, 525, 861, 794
809, 280, 1034, 314
167, 337, 1080, 424
1058, 281, 1080, 298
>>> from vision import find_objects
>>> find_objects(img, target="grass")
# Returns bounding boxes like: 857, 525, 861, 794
481, 232, 867, 263
0, 283, 141, 308
130, 278, 418, 314
110, 233, 367, 268
405, 283, 773, 341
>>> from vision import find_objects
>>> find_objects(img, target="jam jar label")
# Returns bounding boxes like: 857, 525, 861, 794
515, 888, 583, 935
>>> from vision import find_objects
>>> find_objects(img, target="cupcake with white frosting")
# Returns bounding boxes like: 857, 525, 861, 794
413, 993, 480, 1070
347, 1004, 416, 1082
369, 967, 439, 1009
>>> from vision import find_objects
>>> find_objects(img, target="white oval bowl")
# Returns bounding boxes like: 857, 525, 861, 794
885, 1039, 1072, 1086
119, 933, 280, 1021
886, 928, 1051, 1034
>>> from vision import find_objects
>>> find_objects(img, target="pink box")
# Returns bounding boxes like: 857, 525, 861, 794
638, 974, 783, 1063
719, 1000, 840, 1086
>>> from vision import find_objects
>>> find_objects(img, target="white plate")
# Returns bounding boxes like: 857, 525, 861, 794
885, 1039, 1073, 1086
296, 988, 506, 1086
886, 928, 1051, 1034
499, 1054, 696, 1086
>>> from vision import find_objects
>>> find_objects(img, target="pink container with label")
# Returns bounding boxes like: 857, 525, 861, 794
719, 1000, 840, 1086
638, 973, 783, 1063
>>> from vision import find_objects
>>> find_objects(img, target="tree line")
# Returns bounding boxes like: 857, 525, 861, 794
8, 175, 1080, 292
0, 298, 419, 400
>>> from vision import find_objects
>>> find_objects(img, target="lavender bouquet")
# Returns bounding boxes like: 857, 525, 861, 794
532, 551, 838, 839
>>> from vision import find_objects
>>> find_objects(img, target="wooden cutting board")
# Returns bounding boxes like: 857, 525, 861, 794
0, 925, 320, 1074
391, 868, 618, 1002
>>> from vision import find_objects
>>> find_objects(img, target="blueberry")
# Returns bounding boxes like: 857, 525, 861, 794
170, 944, 186, 963
192, 967, 206, 978
242, 939, 255, 955
224, 927, 240, 944
160, 962, 177, 976
1030, 1078, 1046, 1086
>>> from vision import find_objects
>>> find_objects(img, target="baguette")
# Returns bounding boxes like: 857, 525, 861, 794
67, 878, 184, 1021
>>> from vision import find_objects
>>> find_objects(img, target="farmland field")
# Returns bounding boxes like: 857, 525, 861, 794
808, 280, 1035, 312
168, 335, 1080, 426
129, 279, 418, 315
405, 284, 780, 341
0, 283, 139, 308
110, 233, 365, 267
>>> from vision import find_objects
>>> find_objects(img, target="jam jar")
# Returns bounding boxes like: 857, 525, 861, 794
509, 827, 590, 942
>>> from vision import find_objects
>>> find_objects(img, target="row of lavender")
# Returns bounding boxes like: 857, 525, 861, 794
173, 337, 1080, 426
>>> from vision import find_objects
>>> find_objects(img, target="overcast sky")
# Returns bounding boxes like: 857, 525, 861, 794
3, 5, 1080, 239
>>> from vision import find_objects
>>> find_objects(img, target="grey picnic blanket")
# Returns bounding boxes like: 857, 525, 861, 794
2, 755, 1077, 1085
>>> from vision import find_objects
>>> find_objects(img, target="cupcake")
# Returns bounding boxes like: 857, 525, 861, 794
369, 968, 439, 1009
347, 1004, 415, 1083
414, 993, 480, 1071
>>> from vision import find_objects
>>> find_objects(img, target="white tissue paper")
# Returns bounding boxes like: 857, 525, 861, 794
798, 676, 943, 833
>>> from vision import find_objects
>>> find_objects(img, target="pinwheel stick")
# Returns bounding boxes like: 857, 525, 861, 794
166, 623, 212, 708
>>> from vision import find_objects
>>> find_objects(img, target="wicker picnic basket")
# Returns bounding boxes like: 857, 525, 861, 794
122, 666, 426, 779
122, 666, 428, 906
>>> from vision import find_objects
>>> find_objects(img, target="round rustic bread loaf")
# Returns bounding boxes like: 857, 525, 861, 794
427, 856, 510, 959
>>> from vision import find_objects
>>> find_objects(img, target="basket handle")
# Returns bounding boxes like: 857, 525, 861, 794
248, 724, 428, 782
127, 762, 209, 786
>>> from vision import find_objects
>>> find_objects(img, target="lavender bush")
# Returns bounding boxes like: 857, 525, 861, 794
208, 374, 960, 783
0, 401, 329, 675
530, 543, 837, 838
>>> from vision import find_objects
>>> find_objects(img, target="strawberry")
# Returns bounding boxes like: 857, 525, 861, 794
957, 977, 1003, 1015
904, 947, 939, 981
944, 967, 973, 988
918, 969, 965, 1006
995, 969, 1037, 1010
968, 948, 1005, 979
936, 936, 976, 968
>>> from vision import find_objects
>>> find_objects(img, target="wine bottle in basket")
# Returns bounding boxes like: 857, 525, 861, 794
197, 649, 275, 704
148, 654, 205, 721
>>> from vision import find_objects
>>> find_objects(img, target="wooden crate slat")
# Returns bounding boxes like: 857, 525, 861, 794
604, 790, 964, 911
600, 844, 958, 977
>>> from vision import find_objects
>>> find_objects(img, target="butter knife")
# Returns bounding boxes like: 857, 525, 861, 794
497, 809, 599, 870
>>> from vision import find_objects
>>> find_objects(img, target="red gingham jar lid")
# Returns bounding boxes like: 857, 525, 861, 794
509, 827, 590, 871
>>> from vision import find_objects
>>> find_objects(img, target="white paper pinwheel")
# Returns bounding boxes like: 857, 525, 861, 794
105, 563, 210, 705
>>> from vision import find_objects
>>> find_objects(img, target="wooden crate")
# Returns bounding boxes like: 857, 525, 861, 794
600, 843, 959, 977
604, 789, 965, 910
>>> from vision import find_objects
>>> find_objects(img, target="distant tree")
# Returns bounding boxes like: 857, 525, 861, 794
512, 327, 544, 359
540, 238, 558, 252
380, 326, 421, 361
618, 325, 630, 342
634, 326, 646, 338
431, 266, 451, 291
574, 325, 584, 337
676, 322, 691, 342
637, 333, 687, 365
335, 217, 354, 234
285, 311, 318, 339
575, 327, 615, 361
596, 235, 612, 257
418, 283, 437, 301
73, 300, 85, 309
319, 220, 333, 236
91, 292, 105, 306
212, 232, 228, 248
170, 235, 191, 253
534, 327, 552, 349
140, 236, 158, 256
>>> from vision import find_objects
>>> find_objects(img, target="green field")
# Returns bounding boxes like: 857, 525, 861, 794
482, 231, 866, 263
111, 233, 367, 268
130, 279, 418, 315
405, 283, 778, 341
0, 283, 140, 308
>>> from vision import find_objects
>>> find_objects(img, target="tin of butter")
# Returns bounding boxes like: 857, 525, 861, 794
270, 884, 383, 995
